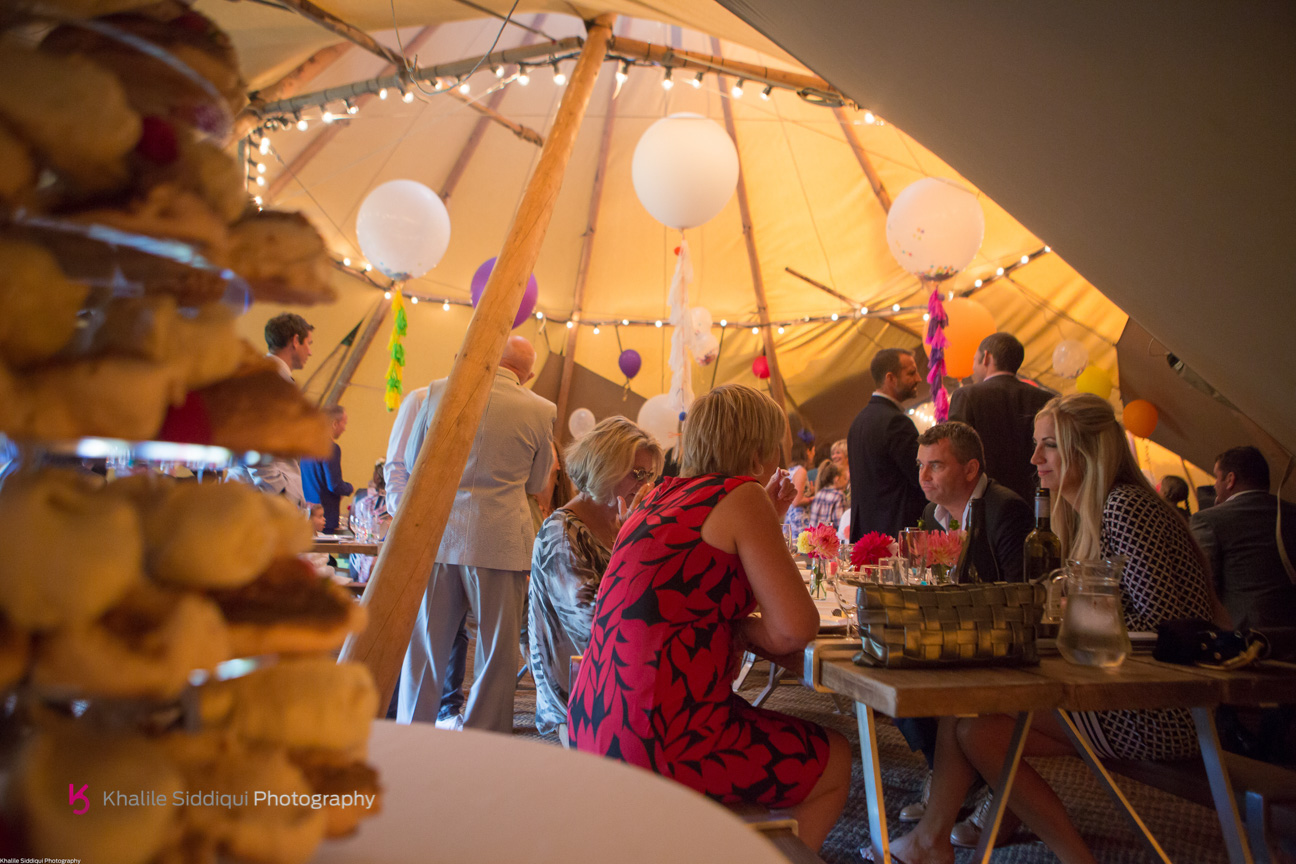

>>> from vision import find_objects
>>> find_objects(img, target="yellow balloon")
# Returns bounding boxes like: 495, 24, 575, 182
1075, 366, 1113, 399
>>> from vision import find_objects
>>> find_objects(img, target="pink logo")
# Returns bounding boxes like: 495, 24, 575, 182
69, 783, 89, 814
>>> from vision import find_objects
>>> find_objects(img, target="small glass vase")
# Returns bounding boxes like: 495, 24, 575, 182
809, 558, 828, 599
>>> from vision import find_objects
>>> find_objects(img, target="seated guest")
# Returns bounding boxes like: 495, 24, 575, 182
917, 421, 1033, 583
808, 458, 848, 529
568, 385, 851, 851
1190, 446, 1296, 631
1158, 474, 1193, 520
528, 418, 661, 736
886, 393, 1216, 863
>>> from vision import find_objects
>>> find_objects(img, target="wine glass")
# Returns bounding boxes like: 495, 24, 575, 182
899, 528, 929, 585
833, 577, 861, 639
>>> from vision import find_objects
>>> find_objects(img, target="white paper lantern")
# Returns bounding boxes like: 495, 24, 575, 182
567, 407, 595, 439
632, 114, 738, 230
1052, 340, 1089, 379
356, 180, 451, 280
885, 177, 985, 280
637, 393, 683, 449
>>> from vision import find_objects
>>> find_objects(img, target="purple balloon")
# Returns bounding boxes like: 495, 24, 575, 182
470, 257, 538, 329
618, 349, 642, 379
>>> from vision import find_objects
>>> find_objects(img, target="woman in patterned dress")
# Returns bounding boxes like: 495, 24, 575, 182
528, 418, 661, 736
887, 393, 1217, 864
568, 385, 851, 851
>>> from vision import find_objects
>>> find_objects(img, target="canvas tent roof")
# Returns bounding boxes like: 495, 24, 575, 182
205, 1, 1286, 498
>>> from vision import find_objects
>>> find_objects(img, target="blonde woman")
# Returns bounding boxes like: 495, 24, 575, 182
568, 385, 851, 851
528, 418, 660, 736
886, 393, 1215, 864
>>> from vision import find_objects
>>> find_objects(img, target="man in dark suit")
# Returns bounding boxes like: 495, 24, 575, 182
916, 422, 1033, 583
300, 406, 353, 533
948, 332, 1054, 502
848, 348, 926, 542
1190, 446, 1296, 630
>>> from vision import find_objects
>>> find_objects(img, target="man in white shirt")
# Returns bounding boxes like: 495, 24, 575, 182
233, 313, 313, 505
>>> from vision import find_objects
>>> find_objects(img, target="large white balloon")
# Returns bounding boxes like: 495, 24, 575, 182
567, 407, 595, 439
637, 394, 683, 449
885, 177, 985, 280
632, 114, 739, 230
1052, 340, 1089, 378
690, 306, 713, 336
356, 180, 451, 280
694, 333, 720, 366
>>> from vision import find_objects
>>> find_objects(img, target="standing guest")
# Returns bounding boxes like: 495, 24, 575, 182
782, 415, 816, 535
569, 384, 851, 851
886, 393, 1215, 863
234, 312, 314, 506
807, 459, 848, 529
399, 335, 555, 734
917, 422, 1033, 583
1190, 446, 1296, 631
948, 332, 1054, 503
529, 418, 662, 736
848, 348, 926, 541
300, 406, 353, 534
1158, 474, 1193, 520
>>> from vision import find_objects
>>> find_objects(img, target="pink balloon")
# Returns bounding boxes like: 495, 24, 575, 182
470, 258, 538, 328
752, 356, 770, 379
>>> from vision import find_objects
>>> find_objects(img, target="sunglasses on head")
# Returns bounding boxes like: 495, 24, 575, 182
629, 467, 654, 482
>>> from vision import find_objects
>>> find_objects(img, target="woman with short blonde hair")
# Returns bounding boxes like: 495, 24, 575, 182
569, 385, 851, 850
528, 417, 661, 736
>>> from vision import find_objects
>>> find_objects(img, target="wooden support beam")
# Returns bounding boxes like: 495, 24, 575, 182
554, 61, 618, 444
784, 267, 924, 340
440, 15, 551, 201
230, 42, 353, 144
267, 26, 438, 202
273, 0, 406, 66
446, 88, 545, 146
321, 294, 389, 409
339, 14, 617, 712
833, 107, 892, 213
714, 41, 791, 461
610, 36, 846, 104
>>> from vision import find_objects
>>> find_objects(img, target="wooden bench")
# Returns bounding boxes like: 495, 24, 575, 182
725, 804, 827, 864
1102, 753, 1296, 861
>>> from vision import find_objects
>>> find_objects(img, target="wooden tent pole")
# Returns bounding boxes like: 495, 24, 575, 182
833, 107, 892, 213
230, 42, 353, 144
320, 294, 389, 409
784, 266, 924, 340
266, 26, 439, 201
713, 42, 791, 460
447, 89, 545, 146
554, 56, 618, 444
609, 37, 844, 102
339, 15, 617, 710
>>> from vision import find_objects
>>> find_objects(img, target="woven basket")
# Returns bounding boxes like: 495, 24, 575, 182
853, 581, 1046, 668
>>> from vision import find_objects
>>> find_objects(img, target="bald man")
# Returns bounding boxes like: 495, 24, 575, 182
398, 336, 556, 733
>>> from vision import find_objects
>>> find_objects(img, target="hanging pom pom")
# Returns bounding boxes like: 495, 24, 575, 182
922, 283, 951, 422
385, 290, 408, 411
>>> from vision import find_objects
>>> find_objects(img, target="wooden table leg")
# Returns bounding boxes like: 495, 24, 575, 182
1053, 709, 1173, 863
855, 702, 891, 863
972, 710, 1034, 864
1192, 706, 1256, 864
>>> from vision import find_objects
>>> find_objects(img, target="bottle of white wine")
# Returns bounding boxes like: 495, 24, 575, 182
1023, 488, 1062, 584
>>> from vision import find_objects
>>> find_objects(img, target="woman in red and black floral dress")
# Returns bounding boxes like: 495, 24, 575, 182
568, 384, 851, 850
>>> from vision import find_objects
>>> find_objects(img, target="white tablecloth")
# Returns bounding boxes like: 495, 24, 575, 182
313, 720, 789, 864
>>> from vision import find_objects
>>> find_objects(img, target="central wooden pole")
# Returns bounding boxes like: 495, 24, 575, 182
339, 15, 617, 711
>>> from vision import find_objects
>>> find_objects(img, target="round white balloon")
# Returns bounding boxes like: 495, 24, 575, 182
567, 407, 596, 439
356, 179, 451, 280
1052, 340, 1089, 378
690, 306, 713, 336
694, 333, 720, 366
637, 394, 682, 449
885, 177, 985, 280
632, 114, 739, 230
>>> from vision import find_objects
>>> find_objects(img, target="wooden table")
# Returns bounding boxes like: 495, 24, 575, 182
312, 720, 790, 864
817, 650, 1296, 864
310, 538, 381, 556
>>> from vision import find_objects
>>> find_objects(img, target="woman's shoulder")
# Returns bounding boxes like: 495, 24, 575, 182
1103, 484, 1190, 545
1104, 483, 1163, 517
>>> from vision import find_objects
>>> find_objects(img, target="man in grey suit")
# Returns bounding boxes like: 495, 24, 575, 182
1190, 446, 1296, 630
398, 336, 556, 733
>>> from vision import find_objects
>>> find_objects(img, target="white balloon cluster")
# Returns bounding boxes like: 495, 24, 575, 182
1051, 340, 1089, 378
691, 307, 719, 366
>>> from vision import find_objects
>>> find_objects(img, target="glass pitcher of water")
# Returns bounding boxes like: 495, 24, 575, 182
1054, 557, 1131, 668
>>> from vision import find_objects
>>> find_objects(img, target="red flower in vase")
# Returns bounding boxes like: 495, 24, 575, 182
927, 530, 964, 567
851, 531, 896, 567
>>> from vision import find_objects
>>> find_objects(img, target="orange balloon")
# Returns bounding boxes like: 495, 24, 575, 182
941, 298, 996, 379
1123, 399, 1159, 438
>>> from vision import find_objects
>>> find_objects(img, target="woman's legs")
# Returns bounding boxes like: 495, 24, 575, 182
955, 712, 1097, 864
793, 728, 852, 850
887, 717, 977, 864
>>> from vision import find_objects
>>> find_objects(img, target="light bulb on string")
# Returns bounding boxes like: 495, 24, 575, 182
258, 137, 270, 154
552, 63, 566, 86
493, 65, 504, 78
410, 296, 419, 304
923, 313, 930, 322
342, 257, 351, 267
751, 327, 759, 335
1021, 255, 1030, 265
458, 81, 471, 95
536, 311, 544, 320
615, 61, 629, 84
384, 291, 392, 299
760, 84, 772, 100
402, 90, 415, 103
622, 319, 629, 326
777, 326, 785, 334
592, 326, 600, 335
720, 319, 727, 327
345, 100, 358, 115
655, 320, 663, 328
974, 279, 983, 287
252, 195, 262, 205
255, 162, 266, 174
517, 69, 530, 86
691, 71, 703, 89
254, 175, 266, 187
364, 263, 372, 272
831, 313, 839, 321
321, 111, 335, 124
661, 67, 673, 90
731, 79, 744, 98
443, 301, 450, 311
892, 303, 900, 312
996, 267, 1005, 276
296, 117, 308, 131
1044, 245, 1052, 253
566, 320, 574, 329
863, 111, 875, 124
378, 87, 388, 100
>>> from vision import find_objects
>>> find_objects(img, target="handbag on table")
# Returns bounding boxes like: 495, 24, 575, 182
852, 581, 1046, 668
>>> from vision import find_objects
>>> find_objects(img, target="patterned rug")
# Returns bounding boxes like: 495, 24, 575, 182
504, 659, 1231, 864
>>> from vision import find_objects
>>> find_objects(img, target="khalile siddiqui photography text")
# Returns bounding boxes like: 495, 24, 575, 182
95, 788, 378, 811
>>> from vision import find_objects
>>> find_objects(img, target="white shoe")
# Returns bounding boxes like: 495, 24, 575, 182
434, 714, 464, 731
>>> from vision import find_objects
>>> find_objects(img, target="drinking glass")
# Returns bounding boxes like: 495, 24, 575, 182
833, 578, 861, 639
899, 528, 929, 585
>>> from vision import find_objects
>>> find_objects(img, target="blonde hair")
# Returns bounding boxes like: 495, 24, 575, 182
1040, 392, 1174, 559
680, 384, 785, 478
564, 416, 662, 506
